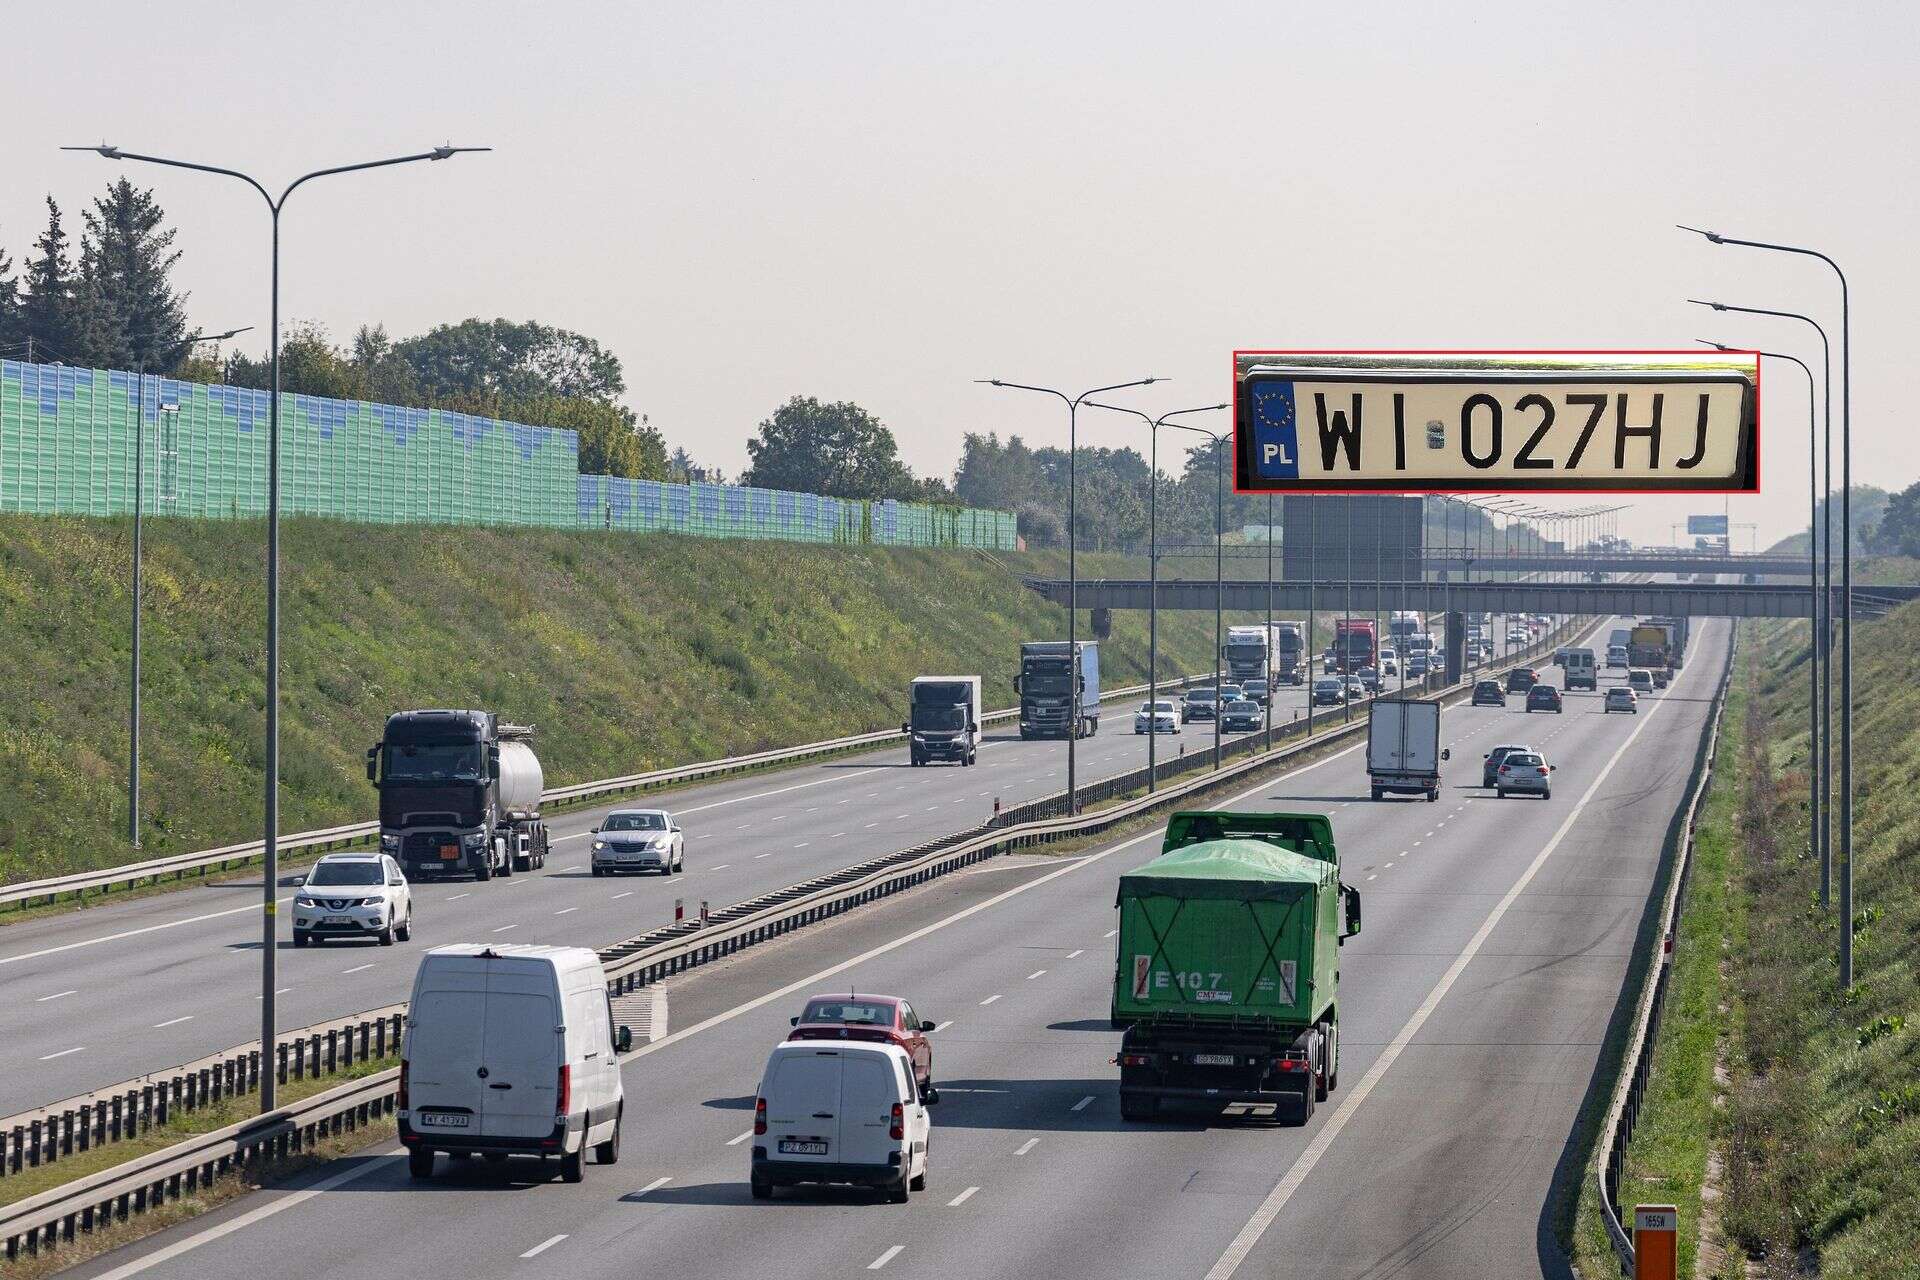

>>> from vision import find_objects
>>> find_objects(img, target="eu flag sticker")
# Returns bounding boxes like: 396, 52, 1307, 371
1248, 380, 1300, 479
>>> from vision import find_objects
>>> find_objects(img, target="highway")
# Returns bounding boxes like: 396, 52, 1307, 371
1, 659, 1412, 1117
63, 614, 1714, 1280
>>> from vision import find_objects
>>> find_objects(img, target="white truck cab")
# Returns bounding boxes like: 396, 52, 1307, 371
400, 944, 631, 1182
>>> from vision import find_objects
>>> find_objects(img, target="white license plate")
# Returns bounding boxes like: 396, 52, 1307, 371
417, 1112, 469, 1128
778, 1139, 828, 1155
1192, 1053, 1237, 1066
324, 916, 353, 925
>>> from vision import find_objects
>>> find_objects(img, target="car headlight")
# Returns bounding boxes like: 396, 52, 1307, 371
593, 840, 607, 850
379, 834, 400, 851
359, 897, 385, 908
462, 832, 487, 849
295, 896, 316, 908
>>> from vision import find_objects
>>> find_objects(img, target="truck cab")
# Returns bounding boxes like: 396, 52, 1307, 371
1015, 642, 1099, 739
904, 676, 982, 766
368, 710, 548, 882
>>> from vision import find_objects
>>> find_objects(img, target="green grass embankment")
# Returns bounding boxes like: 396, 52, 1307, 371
1575, 603, 1920, 1279
0, 516, 1234, 883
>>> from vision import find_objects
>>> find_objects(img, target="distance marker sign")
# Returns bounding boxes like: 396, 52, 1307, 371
1234, 357, 1756, 493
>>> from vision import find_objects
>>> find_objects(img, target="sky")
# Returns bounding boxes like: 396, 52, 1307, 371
4, 0, 1915, 549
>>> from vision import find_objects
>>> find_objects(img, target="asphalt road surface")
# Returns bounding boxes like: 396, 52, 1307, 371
64, 614, 1711, 1280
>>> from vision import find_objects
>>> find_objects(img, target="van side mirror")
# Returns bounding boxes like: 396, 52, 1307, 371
921, 1085, 941, 1106
920, 1020, 937, 1032
486, 745, 501, 778
615, 1025, 633, 1054
901, 722, 910, 735
789, 1016, 800, 1026
1012, 675, 1023, 694
1440, 748, 1451, 761
1341, 884, 1362, 940
365, 745, 378, 783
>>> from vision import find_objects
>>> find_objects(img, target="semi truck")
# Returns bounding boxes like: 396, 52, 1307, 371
1332, 618, 1377, 672
1647, 615, 1691, 669
903, 676, 982, 766
1112, 810, 1362, 1125
1628, 623, 1671, 672
1222, 624, 1278, 686
1275, 620, 1307, 684
368, 710, 548, 882
1366, 698, 1448, 801
1015, 641, 1100, 739
1387, 610, 1424, 641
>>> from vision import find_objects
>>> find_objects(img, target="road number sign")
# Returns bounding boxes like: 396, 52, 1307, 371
1633, 1203, 1679, 1280
1235, 363, 1755, 493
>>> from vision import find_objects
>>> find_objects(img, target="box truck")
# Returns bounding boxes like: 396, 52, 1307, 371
1366, 698, 1448, 801
1112, 811, 1361, 1125
904, 676, 982, 766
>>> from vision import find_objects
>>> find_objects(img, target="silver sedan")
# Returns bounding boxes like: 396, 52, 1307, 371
591, 808, 686, 875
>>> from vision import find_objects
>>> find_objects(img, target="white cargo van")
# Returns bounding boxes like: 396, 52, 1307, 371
1563, 647, 1597, 691
751, 1041, 932, 1202
399, 945, 632, 1183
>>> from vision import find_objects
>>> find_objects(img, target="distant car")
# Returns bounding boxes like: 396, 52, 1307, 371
1343, 676, 1367, 701
1242, 678, 1270, 706
591, 808, 685, 876
293, 852, 413, 948
1312, 677, 1346, 706
1627, 669, 1655, 696
1482, 743, 1532, 788
1220, 699, 1263, 732
1506, 667, 1538, 693
1525, 684, 1564, 714
787, 993, 936, 1094
1134, 700, 1180, 735
1472, 680, 1506, 707
1217, 685, 1244, 705
1407, 655, 1429, 677
1652, 668, 1670, 689
1604, 687, 1639, 714
1606, 645, 1629, 669
1380, 657, 1398, 676
1355, 666, 1381, 693
1496, 750, 1554, 799
1181, 688, 1218, 722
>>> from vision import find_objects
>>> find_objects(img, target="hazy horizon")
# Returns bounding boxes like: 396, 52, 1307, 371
6, 0, 1914, 549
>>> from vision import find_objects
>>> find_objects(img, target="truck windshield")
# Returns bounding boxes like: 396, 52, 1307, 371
382, 742, 485, 783
1023, 661, 1073, 694
914, 705, 967, 730
1224, 644, 1264, 660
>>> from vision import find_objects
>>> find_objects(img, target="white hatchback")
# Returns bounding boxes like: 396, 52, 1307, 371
294, 853, 413, 947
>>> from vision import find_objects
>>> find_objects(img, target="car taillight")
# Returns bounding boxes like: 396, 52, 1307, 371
889, 1102, 905, 1141
1275, 1058, 1310, 1073
398, 1059, 409, 1110
1538, 767, 1550, 776
754, 1097, 768, 1135
1499, 765, 1511, 774
555, 1064, 571, 1119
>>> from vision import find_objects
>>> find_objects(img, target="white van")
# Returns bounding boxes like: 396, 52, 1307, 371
751, 1040, 932, 1202
1563, 648, 1597, 691
399, 945, 632, 1182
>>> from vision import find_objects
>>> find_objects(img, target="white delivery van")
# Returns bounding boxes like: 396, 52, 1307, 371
400, 944, 632, 1182
1366, 697, 1449, 802
751, 1040, 932, 1202
1563, 647, 1598, 691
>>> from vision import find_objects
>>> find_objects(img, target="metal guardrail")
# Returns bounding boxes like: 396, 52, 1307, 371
1592, 624, 1740, 1273
0, 623, 1591, 1260
0, 674, 1204, 912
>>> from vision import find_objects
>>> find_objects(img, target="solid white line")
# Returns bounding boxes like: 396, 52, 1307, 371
1070, 1095, 1095, 1112
1014, 1137, 1040, 1155
341, 963, 376, 975
868, 1246, 905, 1271
0, 897, 294, 967
948, 1186, 980, 1206
1201, 645, 1697, 1280
979, 994, 1001, 1005
726, 1129, 754, 1146
153, 1015, 194, 1028
39, 1047, 84, 1060
35, 989, 76, 1002
520, 1234, 567, 1259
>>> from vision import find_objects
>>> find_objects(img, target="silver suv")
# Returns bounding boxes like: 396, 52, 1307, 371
294, 853, 413, 947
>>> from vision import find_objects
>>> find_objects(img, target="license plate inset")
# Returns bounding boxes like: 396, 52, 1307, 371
778, 1139, 828, 1155
418, 1112, 469, 1128
1192, 1053, 1236, 1066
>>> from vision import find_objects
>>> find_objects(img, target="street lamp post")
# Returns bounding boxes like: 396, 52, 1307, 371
1085, 401, 1226, 791
1682, 225, 1852, 985
129, 326, 251, 848
979, 376, 1160, 814
1160, 422, 1231, 771
1701, 338, 1823, 891
1691, 300, 1833, 907
71, 142, 488, 1111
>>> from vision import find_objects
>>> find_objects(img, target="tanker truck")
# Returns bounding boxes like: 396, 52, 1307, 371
1112, 810, 1361, 1125
367, 710, 549, 881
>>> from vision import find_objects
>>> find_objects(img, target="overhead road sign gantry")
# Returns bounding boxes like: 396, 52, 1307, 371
1232, 352, 1757, 494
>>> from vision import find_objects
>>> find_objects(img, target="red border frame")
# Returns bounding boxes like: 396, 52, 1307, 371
1230, 348, 1761, 495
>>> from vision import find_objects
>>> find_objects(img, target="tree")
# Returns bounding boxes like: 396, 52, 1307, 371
224, 322, 367, 398
0, 224, 18, 355
743, 396, 919, 499
393, 318, 627, 404
18, 197, 84, 364
80, 179, 188, 370
1873, 480, 1920, 558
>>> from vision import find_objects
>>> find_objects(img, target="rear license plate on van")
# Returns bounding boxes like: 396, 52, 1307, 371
1192, 1053, 1236, 1066
417, 1112, 469, 1128
779, 1139, 828, 1155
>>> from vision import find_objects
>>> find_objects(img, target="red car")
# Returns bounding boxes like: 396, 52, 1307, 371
788, 993, 937, 1096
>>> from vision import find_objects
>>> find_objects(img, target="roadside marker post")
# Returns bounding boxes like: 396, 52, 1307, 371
1633, 1204, 1679, 1280
674, 898, 684, 922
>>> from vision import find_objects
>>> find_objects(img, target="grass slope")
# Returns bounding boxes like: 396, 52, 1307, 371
0, 516, 1233, 883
